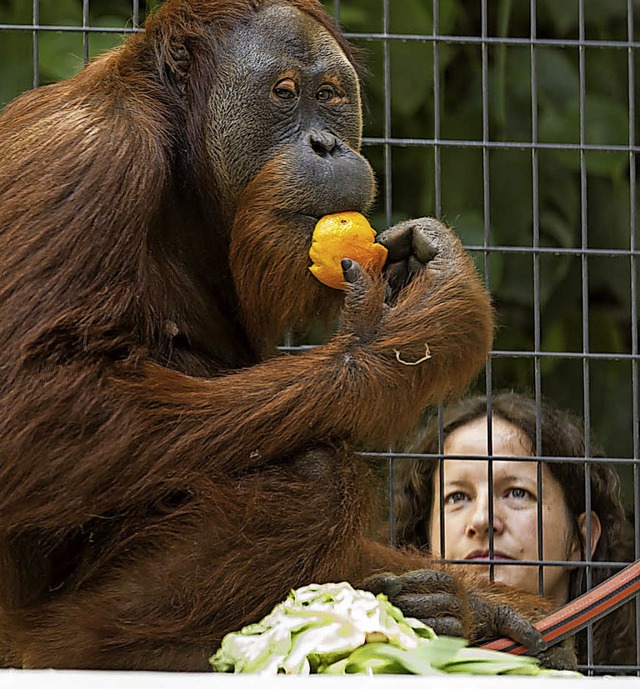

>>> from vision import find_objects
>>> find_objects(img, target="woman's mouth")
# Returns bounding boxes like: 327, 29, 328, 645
464, 550, 515, 561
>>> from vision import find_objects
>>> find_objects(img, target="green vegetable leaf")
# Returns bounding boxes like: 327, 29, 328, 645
208, 582, 582, 677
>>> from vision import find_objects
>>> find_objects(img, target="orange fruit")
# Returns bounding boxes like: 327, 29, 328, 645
308, 212, 388, 290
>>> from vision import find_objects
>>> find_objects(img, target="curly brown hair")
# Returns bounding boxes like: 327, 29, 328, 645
394, 391, 636, 671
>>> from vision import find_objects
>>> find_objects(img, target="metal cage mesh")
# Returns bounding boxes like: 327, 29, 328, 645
0, 0, 638, 676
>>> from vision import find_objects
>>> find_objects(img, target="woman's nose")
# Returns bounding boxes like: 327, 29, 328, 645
466, 495, 504, 536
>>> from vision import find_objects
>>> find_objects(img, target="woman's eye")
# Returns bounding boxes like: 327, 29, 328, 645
317, 86, 336, 102
508, 487, 531, 500
273, 79, 298, 100
445, 491, 468, 505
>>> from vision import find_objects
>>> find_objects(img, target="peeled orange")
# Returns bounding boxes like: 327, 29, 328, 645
308, 212, 388, 290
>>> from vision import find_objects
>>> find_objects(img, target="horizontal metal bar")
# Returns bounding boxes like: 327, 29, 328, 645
0, 24, 140, 33
2, 26, 637, 51
362, 137, 640, 154
443, 558, 633, 569
346, 32, 640, 50
582, 664, 640, 672
464, 245, 640, 257
492, 350, 640, 362
363, 451, 640, 465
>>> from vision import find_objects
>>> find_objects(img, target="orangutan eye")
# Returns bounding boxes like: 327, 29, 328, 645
317, 85, 336, 102
273, 78, 298, 100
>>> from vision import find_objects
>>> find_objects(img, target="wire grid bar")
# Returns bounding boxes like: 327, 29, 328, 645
343, 0, 639, 676
361, 138, 640, 153
2, 0, 638, 676
5, 23, 640, 50
0, 23, 142, 33
349, 33, 640, 50
362, 451, 640, 467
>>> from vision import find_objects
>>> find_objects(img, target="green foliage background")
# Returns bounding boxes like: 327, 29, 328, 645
0, 0, 637, 473
330, 0, 639, 470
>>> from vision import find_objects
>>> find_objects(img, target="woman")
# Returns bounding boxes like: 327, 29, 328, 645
394, 391, 635, 671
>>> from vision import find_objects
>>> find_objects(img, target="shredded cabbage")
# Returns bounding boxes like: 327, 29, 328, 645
209, 581, 580, 676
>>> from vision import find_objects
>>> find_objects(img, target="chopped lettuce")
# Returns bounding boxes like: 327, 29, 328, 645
209, 582, 580, 677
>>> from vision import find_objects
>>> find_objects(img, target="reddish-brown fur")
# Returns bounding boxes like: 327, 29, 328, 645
0, 0, 550, 671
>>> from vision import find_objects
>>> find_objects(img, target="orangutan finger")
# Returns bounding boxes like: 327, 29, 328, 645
376, 223, 413, 261
494, 605, 547, 654
412, 222, 441, 264
361, 572, 403, 598
420, 616, 466, 638
393, 569, 457, 593
392, 592, 463, 620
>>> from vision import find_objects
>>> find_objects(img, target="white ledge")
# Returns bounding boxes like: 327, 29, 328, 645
1, 670, 638, 688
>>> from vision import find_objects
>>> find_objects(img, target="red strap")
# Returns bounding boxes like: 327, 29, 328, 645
479, 559, 640, 654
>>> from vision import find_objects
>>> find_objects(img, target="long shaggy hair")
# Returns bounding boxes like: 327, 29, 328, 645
394, 391, 636, 670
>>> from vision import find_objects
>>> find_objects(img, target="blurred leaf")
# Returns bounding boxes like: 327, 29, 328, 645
490, 48, 532, 141
583, 0, 629, 25
0, 33, 32, 108
490, 149, 533, 245
540, 210, 574, 249
537, 49, 579, 111
390, 42, 434, 119
540, 318, 567, 357
585, 97, 629, 147
539, 0, 578, 35
39, 0, 82, 25
389, 0, 432, 34
585, 49, 628, 103
0, 0, 34, 106
38, 33, 84, 82
447, 210, 505, 291
541, 0, 629, 33
87, 16, 128, 59
492, 254, 533, 307
326, 0, 383, 32
539, 251, 572, 305
539, 96, 630, 178
539, 153, 581, 228
437, 0, 460, 35
588, 176, 633, 254
588, 307, 626, 354
332, 7, 369, 27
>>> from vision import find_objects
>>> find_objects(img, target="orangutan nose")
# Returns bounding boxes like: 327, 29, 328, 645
309, 130, 340, 158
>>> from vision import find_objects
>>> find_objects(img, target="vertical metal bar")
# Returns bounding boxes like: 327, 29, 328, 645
486, 381, 494, 583
432, 0, 441, 218
32, 0, 39, 88
481, 16, 495, 433
530, 0, 545, 601
132, 0, 141, 29
382, 0, 394, 544
438, 409, 446, 559
383, 0, 392, 229
333, 0, 341, 24
577, 0, 594, 673
83, 0, 90, 65
479, 0, 495, 580
388, 456, 396, 547
627, 0, 640, 672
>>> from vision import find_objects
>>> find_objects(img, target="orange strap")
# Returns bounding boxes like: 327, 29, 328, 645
479, 559, 640, 654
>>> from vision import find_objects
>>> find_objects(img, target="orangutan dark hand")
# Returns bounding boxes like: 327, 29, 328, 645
533, 640, 577, 671
465, 589, 548, 653
376, 217, 448, 303
362, 570, 547, 654
362, 570, 468, 639
339, 258, 387, 343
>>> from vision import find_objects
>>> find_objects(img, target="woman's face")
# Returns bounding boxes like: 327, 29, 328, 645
428, 416, 587, 606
